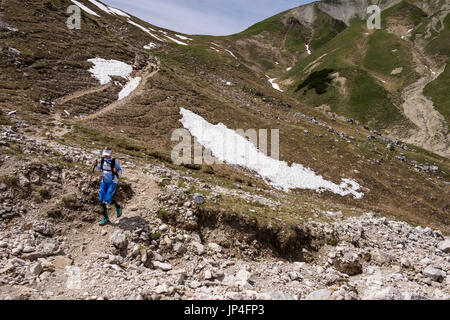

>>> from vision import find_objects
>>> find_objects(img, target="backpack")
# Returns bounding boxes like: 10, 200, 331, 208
101, 157, 119, 180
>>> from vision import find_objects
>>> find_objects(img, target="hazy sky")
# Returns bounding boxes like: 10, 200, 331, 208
102, 0, 315, 36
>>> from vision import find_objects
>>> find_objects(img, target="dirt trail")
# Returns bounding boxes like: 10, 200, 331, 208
80, 57, 160, 122
40, 168, 160, 297
72, 169, 159, 266
397, 47, 449, 157
55, 83, 113, 105
81, 58, 160, 121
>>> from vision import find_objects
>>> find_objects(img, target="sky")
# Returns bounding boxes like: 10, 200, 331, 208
102, 0, 315, 36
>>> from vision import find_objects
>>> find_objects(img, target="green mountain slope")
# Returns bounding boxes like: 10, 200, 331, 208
0, 0, 449, 234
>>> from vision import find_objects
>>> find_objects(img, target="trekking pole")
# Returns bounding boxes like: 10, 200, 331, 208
88, 159, 98, 186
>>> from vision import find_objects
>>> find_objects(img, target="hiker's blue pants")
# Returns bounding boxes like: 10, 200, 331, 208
99, 182, 118, 205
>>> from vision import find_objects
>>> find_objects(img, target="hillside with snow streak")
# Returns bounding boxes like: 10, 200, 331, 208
179, 108, 364, 199
87, 58, 133, 85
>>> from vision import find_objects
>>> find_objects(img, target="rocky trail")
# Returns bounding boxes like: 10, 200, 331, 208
0, 111, 449, 300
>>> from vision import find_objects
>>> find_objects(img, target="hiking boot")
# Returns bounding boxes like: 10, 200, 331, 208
116, 205, 122, 218
99, 217, 109, 226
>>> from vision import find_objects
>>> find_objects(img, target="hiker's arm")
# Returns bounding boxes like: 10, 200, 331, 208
93, 159, 102, 172
114, 160, 122, 175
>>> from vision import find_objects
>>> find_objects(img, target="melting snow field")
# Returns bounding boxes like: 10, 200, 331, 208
175, 34, 193, 41
144, 42, 158, 50
127, 20, 164, 42
266, 76, 283, 92
225, 49, 237, 59
78, 0, 130, 18
107, 7, 130, 17
118, 77, 141, 100
87, 58, 142, 100
71, 0, 99, 17
87, 0, 111, 14
306, 44, 311, 55
179, 108, 364, 199
87, 58, 133, 85
166, 36, 188, 46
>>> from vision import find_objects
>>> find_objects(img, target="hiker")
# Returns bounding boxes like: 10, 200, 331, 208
93, 147, 123, 226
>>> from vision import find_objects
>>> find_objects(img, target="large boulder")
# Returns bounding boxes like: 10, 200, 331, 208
110, 231, 128, 250
333, 250, 362, 275
193, 193, 205, 205
207, 242, 222, 253
33, 222, 56, 237
263, 291, 296, 300
153, 261, 173, 271
235, 269, 253, 286
173, 243, 187, 255
306, 289, 332, 300
191, 241, 205, 255
437, 239, 450, 253
30, 263, 43, 276
423, 266, 444, 282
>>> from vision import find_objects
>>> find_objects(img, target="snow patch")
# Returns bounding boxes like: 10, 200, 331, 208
87, 58, 133, 85
266, 76, 283, 92
107, 7, 130, 17
426, 66, 436, 76
118, 77, 141, 100
165, 36, 188, 46
87, 0, 111, 14
175, 34, 192, 41
0, 22, 18, 32
287, 67, 292, 72
225, 49, 237, 59
179, 108, 364, 199
127, 20, 164, 42
71, 0, 100, 17
306, 44, 311, 55
144, 42, 159, 50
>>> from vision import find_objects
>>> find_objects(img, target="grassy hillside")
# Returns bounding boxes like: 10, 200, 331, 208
425, 13, 450, 58
282, 19, 410, 129
424, 62, 450, 123
0, 0, 449, 233
363, 30, 416, 91
279, 1, 450, 132
203, 2, 348, 75
233, 13, 286, 38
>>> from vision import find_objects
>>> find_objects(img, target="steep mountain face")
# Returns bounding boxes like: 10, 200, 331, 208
214, 0, 449, 157
0, 0, 449, 300
317, 0, 400, 25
